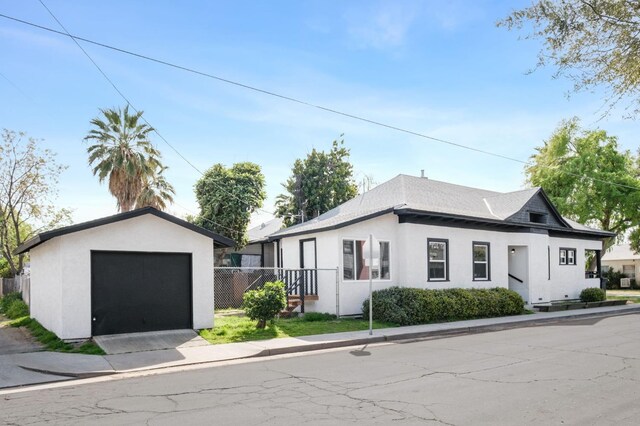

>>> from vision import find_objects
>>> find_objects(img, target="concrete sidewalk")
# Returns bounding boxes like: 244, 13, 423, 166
4, 303, 640, 389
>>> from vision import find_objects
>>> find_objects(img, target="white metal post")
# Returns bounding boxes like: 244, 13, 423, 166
369, 233, 373, 336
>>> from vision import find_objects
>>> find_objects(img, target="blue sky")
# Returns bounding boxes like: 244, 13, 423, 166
1, 0, 638, 226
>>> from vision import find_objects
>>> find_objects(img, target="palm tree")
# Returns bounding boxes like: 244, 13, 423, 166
136, 165, 175, 210
85, 106, 165, 212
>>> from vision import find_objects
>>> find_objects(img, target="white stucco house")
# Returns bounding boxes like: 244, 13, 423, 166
15, 207, 233, 340
268, 174, 614, 316
602, 244, 639, 285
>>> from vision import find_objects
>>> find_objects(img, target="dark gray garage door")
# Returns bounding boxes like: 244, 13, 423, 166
91, 251, 192, 336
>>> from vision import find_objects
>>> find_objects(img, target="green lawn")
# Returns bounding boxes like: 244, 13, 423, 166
200, 315, 397, 345
607, 296, 638, 303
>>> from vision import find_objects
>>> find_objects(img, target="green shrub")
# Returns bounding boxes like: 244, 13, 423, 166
580, 287, 606, 302
303, 312, 337, 322
0, 292, 22, 313
0, 292, 29, 319
5, 299, 29, 319
242, 281, 287, 328
362, 286, 525, 326
604, 269, 624, 289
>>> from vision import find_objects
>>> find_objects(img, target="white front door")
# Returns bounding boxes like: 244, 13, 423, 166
301, 239, 316, 269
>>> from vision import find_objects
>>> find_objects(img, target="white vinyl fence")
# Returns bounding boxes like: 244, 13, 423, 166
0, 276, 31, 305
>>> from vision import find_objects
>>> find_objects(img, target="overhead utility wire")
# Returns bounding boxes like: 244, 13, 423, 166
35, 3, 276, 219
3, 12, 525, 164
3, 12, 640, 193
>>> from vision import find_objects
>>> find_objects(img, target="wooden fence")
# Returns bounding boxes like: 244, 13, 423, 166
0, 276, 31, 305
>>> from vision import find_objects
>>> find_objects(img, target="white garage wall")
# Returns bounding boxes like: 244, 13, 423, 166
30, 214, 214, 340
29, 238, 63, 336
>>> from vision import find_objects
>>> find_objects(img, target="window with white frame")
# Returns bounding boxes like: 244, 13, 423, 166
473, 242, 490, 281
342, 239, 390, 281
559, 248, 576, 265
428, 239, 448, 281
623, 265, 636, 280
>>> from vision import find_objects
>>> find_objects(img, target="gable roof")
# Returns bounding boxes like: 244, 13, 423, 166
602, 244, 640, 261
269, 174, 614, 239
247, 218, 283, 244
14, 207, 235, 255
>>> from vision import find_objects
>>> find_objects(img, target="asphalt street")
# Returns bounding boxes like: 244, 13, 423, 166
2, 313, 640, 425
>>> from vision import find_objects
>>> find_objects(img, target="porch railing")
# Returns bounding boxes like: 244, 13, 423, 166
214, 267, 319, 310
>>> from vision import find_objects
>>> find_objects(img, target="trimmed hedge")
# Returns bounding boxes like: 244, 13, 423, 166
580, 287, 606, 303
362, 287, 525, 326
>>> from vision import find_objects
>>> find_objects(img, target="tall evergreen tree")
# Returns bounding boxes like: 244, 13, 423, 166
276, 138, 358, 227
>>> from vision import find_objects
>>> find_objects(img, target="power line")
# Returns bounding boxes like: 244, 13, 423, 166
35, 2, 276, 218
3, 12, 640, 193
1, 12, 526, 165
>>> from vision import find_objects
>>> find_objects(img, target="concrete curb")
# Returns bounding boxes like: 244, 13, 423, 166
249, 305, 640, 358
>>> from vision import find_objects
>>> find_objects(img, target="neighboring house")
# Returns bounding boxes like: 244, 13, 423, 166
14, 207, 233, 340
215, 218, 283, 267
268, 174, 614, 315
601, 244, 639, 283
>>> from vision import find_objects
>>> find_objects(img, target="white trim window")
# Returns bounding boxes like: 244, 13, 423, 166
559, 249, 567, 265
342, 239, 390, 281
428, 239, 448, 281
560, 248, 576, 265
473, 242, 490, 281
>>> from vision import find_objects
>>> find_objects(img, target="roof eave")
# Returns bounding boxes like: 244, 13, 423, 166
14, 207, 235, 254
395, 208, 615, 238
268, 208, 395, 241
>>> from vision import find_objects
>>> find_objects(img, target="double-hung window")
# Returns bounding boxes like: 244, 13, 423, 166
559, 248, 576, 265
473, 242, 490, 281
428, 239, 448, 281
343, 240, 390, 280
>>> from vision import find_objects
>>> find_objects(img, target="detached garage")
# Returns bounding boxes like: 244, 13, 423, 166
15, 207, 233, 340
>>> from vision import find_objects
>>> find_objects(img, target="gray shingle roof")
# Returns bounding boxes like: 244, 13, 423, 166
247, 218, 283, 243
270, 174, 611, 238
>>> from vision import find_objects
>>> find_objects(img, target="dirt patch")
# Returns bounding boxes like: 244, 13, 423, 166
0, 315, 44, 355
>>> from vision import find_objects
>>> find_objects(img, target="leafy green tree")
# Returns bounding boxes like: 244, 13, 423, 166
193, 162, 266, 248
0, 130, 71, 277
276, 138, 358, 226
242, 281, 287, 329
499, 0, 640, 116
85, 106, 174, 212
526, 118, 640, 245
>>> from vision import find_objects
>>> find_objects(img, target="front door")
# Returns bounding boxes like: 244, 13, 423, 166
300, 239, 317, 269
508, 246, 529, 304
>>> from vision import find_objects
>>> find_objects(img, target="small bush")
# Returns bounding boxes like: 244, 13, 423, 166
5, 299, 29, 319
580, 287, 606, 303
303, 312, 337, 322
0, 292, 22, 313
0, 292, 29, 319
604, 269, 624, 289
362, 286, 525, 326
242, 281, 287, 328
